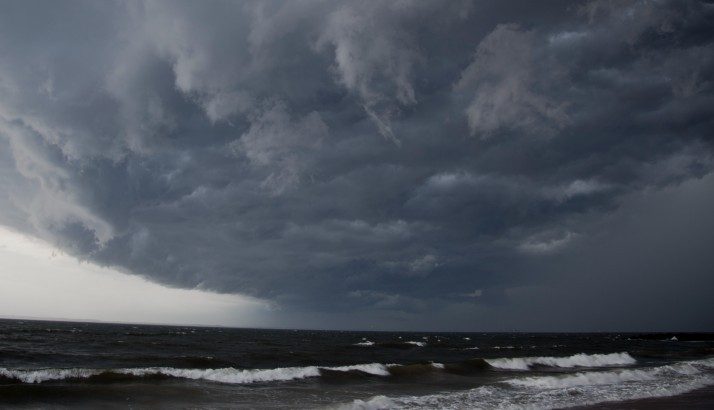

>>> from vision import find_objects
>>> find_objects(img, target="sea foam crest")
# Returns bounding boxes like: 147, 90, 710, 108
123, 366, 323, 384
324, 364, 391, 376
345, 359, 714, 410
0, 368, 103, 384
512, 369, 642, 389
505, 364, 700, 389
0, 363, 391, 384
485, 352, 635, 370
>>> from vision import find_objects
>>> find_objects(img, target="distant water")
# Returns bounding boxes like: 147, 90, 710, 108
0, 319, 712, 409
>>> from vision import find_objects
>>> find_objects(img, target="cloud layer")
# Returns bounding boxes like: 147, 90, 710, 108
0, 0, 712, 329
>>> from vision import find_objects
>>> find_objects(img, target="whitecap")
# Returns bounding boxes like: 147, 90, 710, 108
485, 352, 636, 370
341, 358, 714, 410
0, 368, 103, 384
0, 363, 393, 385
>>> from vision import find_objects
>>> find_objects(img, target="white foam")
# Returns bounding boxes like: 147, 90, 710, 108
324, 364, 391, 376
486, 352, 635, 370
506, 362, 701, 389
350, 395, 396, 410
124, 366, 322, 384
506, 367, 678, 389
0, 363, 392, 384
405, 341, 425, 347
0, 368, 103, 384
342, 358, 714, 410
694, 358, 714, 368
355, 341, 375, 346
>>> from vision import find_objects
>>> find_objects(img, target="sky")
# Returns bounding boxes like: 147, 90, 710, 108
0, 0, 712, 331
0, 225, 272, 327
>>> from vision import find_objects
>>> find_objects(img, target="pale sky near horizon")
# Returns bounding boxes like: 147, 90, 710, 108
0, 225, 272, 327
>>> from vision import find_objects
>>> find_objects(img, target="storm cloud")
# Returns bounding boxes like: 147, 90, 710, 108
0, 0, 712, 330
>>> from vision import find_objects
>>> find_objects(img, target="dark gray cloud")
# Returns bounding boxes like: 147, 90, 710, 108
0, 0, 712, 329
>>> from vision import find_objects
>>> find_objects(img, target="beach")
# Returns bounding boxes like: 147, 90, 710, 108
580, 385, 714, 409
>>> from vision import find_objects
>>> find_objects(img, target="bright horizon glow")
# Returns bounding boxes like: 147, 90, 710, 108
0, 225, 272, 327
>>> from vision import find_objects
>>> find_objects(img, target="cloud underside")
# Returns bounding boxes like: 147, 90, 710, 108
0, 0, 712, 328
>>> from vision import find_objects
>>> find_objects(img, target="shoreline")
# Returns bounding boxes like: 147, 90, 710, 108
576, 385, 714, 409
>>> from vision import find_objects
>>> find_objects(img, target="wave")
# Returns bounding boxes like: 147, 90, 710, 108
351, 340, 428, 348
371, 341, 426, 349
505, 363, 702, 389
345, 358, 714, 410
2, 353, 692, 386
0, 368, 105, 384
0, 363, 392, 385
385, 363, 437, 377
485, 352, 635, 370
0, 358, 478, 385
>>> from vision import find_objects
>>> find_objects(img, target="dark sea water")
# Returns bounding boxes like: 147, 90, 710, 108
0, 319, 712, 409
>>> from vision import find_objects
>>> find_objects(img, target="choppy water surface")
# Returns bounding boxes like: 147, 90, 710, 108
0, 319, 712, 409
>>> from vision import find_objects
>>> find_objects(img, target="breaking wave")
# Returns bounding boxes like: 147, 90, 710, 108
345, 358, 714, 410
505, 362, 703, 389
0, 363, 391, 385
485, 352, 635, 370
4, 354, 703, 388
0, 352, 649, 385
358, 341, 427, 349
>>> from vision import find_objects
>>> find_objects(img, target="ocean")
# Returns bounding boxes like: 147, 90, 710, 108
0, 319, 712, 409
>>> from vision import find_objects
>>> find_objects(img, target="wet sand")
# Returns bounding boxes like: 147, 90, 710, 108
576, 385, 714, 409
